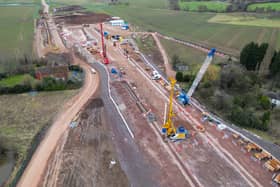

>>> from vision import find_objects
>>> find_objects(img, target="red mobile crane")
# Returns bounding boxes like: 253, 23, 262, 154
100, 23, 109, 64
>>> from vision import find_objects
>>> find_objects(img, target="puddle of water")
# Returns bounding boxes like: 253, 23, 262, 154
0, 151, 15, 186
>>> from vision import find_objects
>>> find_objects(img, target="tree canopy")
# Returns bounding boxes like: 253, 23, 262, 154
240, 42, 268, 71
270, 50, 280, 76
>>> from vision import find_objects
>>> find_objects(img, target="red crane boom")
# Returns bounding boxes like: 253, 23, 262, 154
100, 23, 109, 64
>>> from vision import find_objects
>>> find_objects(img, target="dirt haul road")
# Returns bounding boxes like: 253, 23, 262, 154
17, 57, 100, 187
152, 33, 176, 78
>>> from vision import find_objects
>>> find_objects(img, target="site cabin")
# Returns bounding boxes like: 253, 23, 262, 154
254, 151, 271, 161
109, 19, 125, 26
245, 143, 262, 152
264, 159, 280, 172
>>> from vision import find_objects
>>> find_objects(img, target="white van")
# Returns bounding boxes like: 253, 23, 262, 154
91, 68, 96, 74
152, 70, 161, 80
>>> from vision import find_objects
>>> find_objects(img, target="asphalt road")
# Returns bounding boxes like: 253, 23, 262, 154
90, 61, 159, 187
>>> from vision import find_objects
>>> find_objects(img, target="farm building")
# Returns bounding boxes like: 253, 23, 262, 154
35, 66, 69, 80
109, 19, 125, 26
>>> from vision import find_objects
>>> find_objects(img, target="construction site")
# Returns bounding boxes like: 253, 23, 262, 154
18, 1, 280, 187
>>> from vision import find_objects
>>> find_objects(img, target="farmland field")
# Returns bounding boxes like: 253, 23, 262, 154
102, 7, 279, 55
49, 0, 168, 9
179, 1, 229, 12
0, 0, 37, 3
208, 14, 280, 28
247, 2, 280, 12
0, 90, 78, 185
160, 37, 224, 72
0, 6, 37, 60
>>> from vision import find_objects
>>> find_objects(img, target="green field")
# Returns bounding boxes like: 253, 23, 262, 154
101, 7, 278, 55
160, 37, 224, 88
160, 37, 224, 71
247, 2, 280, 12
0, 74, 34, 87
0, 6, 37, 59
0, 0, 37, 2
179, 1, 229, 12
208, 14, 280, 28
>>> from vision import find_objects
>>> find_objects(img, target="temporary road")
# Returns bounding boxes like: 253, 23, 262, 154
17, 59, 100, 187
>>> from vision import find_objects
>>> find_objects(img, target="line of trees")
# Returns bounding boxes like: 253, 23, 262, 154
0, 65, 84, 95
270, 50, 280, 76
197, 62, 272, 131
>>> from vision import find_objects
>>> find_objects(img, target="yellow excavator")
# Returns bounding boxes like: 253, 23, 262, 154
162, 77, 187, 141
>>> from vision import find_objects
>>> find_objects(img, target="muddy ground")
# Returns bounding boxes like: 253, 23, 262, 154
42, 98, 129, 187
54, 12, 111, 25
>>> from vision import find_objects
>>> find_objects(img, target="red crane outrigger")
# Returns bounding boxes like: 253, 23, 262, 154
100, 23, 109, 64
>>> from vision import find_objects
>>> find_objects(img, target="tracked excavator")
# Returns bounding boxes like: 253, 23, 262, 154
162, 77, 187, 141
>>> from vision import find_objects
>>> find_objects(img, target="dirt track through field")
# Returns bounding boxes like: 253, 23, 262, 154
152, 33, 176, 78
17, 57, 100, 187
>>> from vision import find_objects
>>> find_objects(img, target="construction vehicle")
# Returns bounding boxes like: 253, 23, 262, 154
186, 48, 216, 102
254, 151, 271, 161
151, 70, 161, 80
264, 159, 280, 172
272, 173, 280, 185
162, 77, 187, 141
87, 47, 99, 55
177, 91, 189, 105
100, 23, 109, 64
245, 143, 262, 152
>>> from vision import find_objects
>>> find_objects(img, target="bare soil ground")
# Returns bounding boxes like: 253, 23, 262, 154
38, 20, 275, 186
42, 98, 129, 187
91, 23, 273, 186
134, 33, 166, 74
185, 106, 273, 185
54, 12, 111, 25
111, 81, 190, 187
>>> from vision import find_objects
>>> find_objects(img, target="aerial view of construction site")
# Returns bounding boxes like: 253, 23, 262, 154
1, 0, 280, 186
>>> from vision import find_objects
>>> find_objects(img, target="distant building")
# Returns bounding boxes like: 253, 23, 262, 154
109, 19, 125, 26
35, 66, 69, 80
